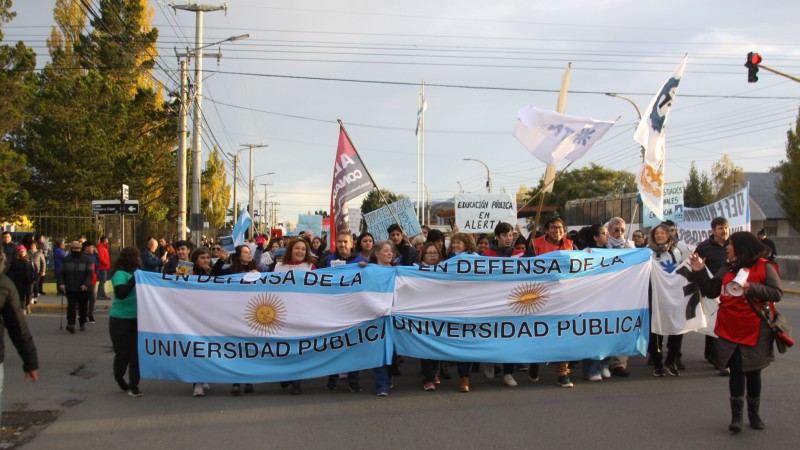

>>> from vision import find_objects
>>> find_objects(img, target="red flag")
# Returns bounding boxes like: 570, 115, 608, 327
329, 124, 377, 251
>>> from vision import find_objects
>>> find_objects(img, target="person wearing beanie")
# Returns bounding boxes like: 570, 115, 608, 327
57, 241, 93, 333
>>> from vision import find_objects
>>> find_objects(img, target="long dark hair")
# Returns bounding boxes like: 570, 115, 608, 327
355, 232, 375, 255
111, 247, 142, 276
230, 244, 258, 273
577, 224, 605, 250
728, 231, 768, 270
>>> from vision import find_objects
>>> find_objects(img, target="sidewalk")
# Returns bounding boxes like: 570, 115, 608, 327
31, 281, 113, 313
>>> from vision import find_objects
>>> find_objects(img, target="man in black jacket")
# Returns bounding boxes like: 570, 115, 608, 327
57, 241, 93, 333
694, 217, 730, 376
0, 252, 39, 429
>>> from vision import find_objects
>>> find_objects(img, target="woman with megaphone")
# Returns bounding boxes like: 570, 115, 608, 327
689, 231, 782, 434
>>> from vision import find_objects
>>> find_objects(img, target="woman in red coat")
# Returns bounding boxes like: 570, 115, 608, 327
689, 231, 782, 433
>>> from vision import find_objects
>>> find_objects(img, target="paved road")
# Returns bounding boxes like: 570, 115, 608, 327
3, 293, 800, 449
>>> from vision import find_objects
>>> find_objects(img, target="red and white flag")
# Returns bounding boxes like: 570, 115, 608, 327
329, 124, 377, 250
635, 55, 688, 221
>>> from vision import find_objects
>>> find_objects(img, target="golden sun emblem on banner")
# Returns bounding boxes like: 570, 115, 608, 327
508, 282, 550, 315
245, 293, 287, 336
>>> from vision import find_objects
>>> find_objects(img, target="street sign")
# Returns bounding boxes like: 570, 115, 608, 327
91, 200, 139, 215
121, 184, 129, 202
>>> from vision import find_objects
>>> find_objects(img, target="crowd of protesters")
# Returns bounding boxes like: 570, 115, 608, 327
1, 215, 784, 433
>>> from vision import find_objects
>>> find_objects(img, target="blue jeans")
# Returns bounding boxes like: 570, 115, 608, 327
97, 270, 108, 298
373, 365, 391, 393
582, 357, 611, 379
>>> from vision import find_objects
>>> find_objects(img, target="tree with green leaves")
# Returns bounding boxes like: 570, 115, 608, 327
526, 163, 637, 218
776, 108, 800, 231
360, 189, 400, 216
684, 162, 713, 207
201, 146, 231, 229
16, 0, 176, 219
0, 0, 36, 221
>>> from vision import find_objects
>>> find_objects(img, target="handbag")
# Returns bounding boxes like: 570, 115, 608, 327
747, 298, 794, 353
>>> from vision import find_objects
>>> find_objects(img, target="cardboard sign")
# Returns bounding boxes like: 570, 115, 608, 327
454, 193, 517, 233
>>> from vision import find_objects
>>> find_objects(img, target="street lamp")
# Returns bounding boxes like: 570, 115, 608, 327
464, 158, 492, 193
605, 92, 645, 161
248, 169, 273, 237
457, 181, 464, 193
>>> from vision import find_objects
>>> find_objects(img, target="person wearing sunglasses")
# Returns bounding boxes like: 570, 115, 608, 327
605, 217, 635, 377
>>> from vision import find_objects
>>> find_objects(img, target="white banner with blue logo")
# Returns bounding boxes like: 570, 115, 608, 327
392, 250, 651, 363
136, 265, 395, 383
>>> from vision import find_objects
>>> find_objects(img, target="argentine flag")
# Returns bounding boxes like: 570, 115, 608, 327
231, 209, 252, 246
392, 250, 651, 363
137, 265, 395, 383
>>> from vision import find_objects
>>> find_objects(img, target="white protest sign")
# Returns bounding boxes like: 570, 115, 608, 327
364, 198, 422, 242
454, 193, 517, 233
677, 184, 749, 246
643, 181, 685, 228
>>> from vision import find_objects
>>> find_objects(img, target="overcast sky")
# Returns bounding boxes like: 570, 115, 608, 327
7, 1, 800, 225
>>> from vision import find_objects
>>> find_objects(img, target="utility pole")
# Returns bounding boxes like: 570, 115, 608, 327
240, 143, 269, 239
176, 58, 189, 240
227, 152, 239, 225
173, 2, 227, 246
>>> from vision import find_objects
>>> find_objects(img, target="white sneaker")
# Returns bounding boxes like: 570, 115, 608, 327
503, 374, 518, 387
193, 384, 204, 397
484, 365, 495, 379
588, 374, 603, 382
601, 368, 612, 379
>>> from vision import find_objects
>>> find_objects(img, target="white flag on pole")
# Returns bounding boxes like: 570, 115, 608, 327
415, 94, 427, 136
635, 54, 688, 221
513, 106, 616, 166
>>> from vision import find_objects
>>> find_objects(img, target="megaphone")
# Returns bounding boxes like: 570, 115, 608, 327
725, 268, 750, 297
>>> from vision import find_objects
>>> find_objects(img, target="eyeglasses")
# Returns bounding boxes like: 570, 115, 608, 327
424, 252, 440, 256
212, 247, 221, 251
548, 226, 564, 231
612, 228, 626, 233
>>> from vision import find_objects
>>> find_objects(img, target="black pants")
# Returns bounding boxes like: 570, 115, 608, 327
109, 317, 140, 389
66, 290, 89, 326
728, 346, 762, 398
648, 333, 684, 368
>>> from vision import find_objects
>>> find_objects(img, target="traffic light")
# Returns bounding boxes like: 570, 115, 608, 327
745, 52, 762, 83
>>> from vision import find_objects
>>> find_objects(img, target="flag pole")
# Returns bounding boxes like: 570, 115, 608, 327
420, 80, 426, 228
337, 119, 406, 233
532, 62, 571, 233
416, 90, 422, 223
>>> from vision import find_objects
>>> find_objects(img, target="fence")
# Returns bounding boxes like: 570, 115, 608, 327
7, 212, 220, 261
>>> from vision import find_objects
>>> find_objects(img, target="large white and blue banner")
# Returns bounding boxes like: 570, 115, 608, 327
136, 265, 395, 383
392, 250, 651, 363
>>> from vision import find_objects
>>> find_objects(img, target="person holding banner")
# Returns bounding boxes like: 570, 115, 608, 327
529, 218, 575, 388
649, 224, 686, 377
272, 238, 317, 395
695, 217, 731, 376
215, 245, 260, 396
367, 240, 397, 396
482, 222, 527, 387
355, 232, 375, 261
689, 232, 783, 433
605, 217, 635, 378
577, 225, 613, 382
188, 247, 227, 397
417, 242, 447, 392
324, 231, 367, 393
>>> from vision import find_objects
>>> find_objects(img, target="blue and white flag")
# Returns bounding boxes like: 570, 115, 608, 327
650, 258, 710, 335
231, 209, 252, 246
635, 54, 688, 221
136, 265, 395, 383
392, 250, 651, 363
513, 106, 617, 166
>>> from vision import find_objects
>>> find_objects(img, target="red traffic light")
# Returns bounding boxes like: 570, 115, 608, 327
749, 53, 762, 65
